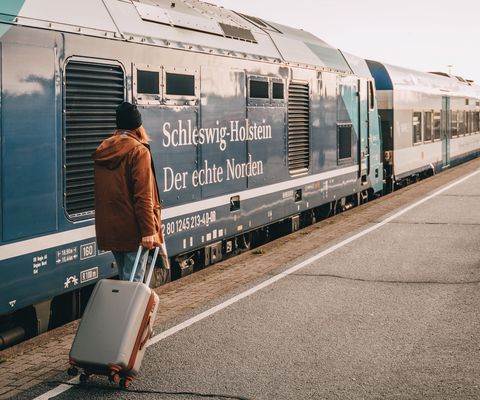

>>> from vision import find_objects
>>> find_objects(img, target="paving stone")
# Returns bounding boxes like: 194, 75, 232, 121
8, 375, 34, 388
0, 387, 13, 396
0, 389, 21, 400
16, 378, 42, 392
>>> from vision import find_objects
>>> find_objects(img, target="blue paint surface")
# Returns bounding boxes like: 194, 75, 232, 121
0, 1, 26, 37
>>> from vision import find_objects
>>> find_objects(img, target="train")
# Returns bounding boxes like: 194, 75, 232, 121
1, 0, 479, 349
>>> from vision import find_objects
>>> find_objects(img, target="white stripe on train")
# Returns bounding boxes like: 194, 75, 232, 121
0, 165, 358, 261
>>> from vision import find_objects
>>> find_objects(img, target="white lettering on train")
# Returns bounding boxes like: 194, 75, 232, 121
162, 119, 272, 151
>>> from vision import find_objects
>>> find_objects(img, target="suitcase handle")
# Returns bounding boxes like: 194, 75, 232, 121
130, 243, 169, 285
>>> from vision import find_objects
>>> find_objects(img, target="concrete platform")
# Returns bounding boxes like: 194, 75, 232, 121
1, 158, 480, 400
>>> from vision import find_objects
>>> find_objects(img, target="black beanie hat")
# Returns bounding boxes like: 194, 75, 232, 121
116, 102, 142, 130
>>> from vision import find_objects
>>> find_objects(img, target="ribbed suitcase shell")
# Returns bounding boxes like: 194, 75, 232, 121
69, 278, 159, 377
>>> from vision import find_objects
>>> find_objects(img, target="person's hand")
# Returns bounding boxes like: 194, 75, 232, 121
141, 235, 155, 249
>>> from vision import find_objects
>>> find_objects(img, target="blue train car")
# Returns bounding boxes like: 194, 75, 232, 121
1, 0, 384, 347
367, 60, 480, 190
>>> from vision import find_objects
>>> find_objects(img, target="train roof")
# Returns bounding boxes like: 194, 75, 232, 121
1, 0, 353, 74
367, 60, 480, 98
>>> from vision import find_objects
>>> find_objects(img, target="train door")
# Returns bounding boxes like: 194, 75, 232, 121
1, 42, 57, 241
441, 96, 451, 168
358, 79, 369, 179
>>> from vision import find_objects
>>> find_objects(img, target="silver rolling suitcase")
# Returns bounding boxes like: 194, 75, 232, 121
68, 244, 168, 388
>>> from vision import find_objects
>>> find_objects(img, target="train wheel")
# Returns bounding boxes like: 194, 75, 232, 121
79, 373, 90, 383
67, 366, 78, 376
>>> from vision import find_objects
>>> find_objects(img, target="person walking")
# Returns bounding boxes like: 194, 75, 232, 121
93, 102, 163, 281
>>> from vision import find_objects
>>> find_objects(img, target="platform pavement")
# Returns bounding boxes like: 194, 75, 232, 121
1, 157, 480, 399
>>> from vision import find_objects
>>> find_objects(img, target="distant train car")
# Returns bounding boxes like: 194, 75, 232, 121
0, 0, 383, 347
367, 61, 480, 190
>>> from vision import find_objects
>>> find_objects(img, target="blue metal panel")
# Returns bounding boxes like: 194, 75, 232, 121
314, 72, 338, 171
246, 107, 287, 187
0, 1, 26, 38
2, 43, 57, 241
200, 67, 247, 198
141, 106, 202, 208
305, 42, 352, 74
0, 240, 116, 314
366, 60, 393, 90
337, 75, 359, 165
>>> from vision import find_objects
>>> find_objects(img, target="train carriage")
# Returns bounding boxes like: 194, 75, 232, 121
367, 60, 480, 190
0, 0, 383, 347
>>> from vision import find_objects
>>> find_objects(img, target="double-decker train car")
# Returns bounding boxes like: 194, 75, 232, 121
0, 0, 383, 347
367, 61, 480, 190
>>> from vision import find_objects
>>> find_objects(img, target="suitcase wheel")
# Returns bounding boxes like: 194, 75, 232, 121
109, 373, 121, 384
119, 377, 133, 389
79, 373, 90, 383
67, 366, 78, 377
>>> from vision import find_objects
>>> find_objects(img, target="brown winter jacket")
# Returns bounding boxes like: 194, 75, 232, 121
93, 132, 162, 252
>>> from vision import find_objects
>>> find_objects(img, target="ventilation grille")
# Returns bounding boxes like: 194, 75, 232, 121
238, 13, 282, 33
65, 61, 124, 217
288, 82, 310, 173
219, 23, 257, 43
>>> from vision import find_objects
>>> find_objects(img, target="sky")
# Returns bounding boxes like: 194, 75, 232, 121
206, 0, 480, 84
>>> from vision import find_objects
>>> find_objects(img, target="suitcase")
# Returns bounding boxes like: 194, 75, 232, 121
68, 244, 167, 388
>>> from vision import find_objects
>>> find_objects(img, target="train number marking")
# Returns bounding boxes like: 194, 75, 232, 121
80, 242, 97, 260
80, 267, 98, 284
162, 210, 217, 237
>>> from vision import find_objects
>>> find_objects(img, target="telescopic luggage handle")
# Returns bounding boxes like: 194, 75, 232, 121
129, 243, 169, 285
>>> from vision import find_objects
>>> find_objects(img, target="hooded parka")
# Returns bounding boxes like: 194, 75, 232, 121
93, 132, 162, 251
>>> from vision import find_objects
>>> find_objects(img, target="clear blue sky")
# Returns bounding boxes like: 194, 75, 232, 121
207, 0, 480, 84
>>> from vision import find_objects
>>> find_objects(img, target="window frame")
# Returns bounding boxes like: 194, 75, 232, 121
163, 67, 198, 104
271, 78, 286, 104
450, 110, 459, 137
423, 110, 433, 142
458, 110, 466, 136
133, 63, 162, 105
412, 111, 423, 145
474, 111, 480, 133
337, 123, 353, 164
248, 76, 270, 106
433, 111, 441, 141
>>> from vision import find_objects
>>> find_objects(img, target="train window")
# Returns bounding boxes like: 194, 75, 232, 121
458, 111, 466, 135
133, 64, 162, 104
137, 70, 160, 95
250, 79, 269, 99
466, 111, 472, 134
337, 124, 352, 160
466, 99, 470, 106
451, 111, 458, 137
368, 81, 375, 111
474, 112, 480, 133
424, 111, 432, 141
433, 112, 441, 140
413, 112, 422, 144
166, 72, 195, 96
272, 82, 285, 100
